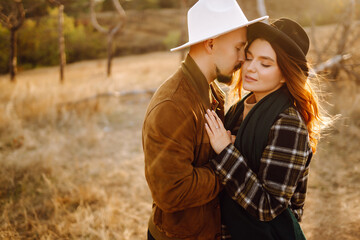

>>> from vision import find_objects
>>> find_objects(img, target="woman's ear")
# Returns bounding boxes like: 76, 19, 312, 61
280, 76, 286, 83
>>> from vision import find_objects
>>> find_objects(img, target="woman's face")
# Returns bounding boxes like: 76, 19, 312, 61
242, 38, 285, 102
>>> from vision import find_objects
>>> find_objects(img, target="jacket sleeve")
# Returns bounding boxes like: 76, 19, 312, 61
143, 100, 221, 213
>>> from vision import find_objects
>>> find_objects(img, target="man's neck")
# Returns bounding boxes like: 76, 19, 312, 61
188, 52, 215, 84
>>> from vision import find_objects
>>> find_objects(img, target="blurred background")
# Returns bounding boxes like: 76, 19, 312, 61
0, 0, 359, 239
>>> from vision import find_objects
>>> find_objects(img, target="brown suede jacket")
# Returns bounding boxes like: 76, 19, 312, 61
142, 55, 225, 240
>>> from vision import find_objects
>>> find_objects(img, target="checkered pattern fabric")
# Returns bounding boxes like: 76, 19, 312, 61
211, 106, 312, 225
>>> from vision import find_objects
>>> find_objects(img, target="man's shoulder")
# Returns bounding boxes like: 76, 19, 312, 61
147, 68, 197, 112
155, 68, 186, 97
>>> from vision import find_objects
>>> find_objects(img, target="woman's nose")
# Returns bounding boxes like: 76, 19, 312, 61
245, 60, 256, 72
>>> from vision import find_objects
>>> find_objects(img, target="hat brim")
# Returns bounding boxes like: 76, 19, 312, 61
247, 21, 308, 74
170, 16, 269, 52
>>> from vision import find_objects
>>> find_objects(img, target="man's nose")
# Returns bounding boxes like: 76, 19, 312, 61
238, 49, 245, 63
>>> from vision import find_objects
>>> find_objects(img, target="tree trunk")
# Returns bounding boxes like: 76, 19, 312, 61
58, 4, 66, 83
180, 0, 187, 61
10, 28, 17, 82
90, 0, 126, 77
256, 0, 268, 22
107, 34, 114, 77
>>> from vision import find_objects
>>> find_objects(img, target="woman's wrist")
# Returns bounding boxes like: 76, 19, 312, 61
215, 142, 232, 155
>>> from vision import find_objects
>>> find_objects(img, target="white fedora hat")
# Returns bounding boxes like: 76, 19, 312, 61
171, 0, 268, 51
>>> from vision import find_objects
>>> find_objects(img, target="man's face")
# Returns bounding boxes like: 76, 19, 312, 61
212, 27, 247, 83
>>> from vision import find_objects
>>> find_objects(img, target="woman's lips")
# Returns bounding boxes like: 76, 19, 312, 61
244, 74, 257, 82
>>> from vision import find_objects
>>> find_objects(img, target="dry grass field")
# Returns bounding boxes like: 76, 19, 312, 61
0, 52, 180, 239
0, 34, 360, 239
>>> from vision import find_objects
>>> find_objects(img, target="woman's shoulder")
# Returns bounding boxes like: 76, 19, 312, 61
276, 106, 307, 131
271, 106, 312, 157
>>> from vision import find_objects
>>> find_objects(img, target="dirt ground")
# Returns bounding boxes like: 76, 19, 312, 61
0, 51, 359, 239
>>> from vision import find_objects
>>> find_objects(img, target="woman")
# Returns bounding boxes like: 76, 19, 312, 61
204, 18, 324, 240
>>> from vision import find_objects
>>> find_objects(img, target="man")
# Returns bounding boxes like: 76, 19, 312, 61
142, 0, 268, 239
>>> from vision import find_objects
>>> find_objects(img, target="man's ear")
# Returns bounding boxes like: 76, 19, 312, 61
204, 39, 214, 53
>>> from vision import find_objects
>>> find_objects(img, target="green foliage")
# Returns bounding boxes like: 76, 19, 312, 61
0, 7, 105, 74
65, 21, 106, 63
2, 7, 105, 73
19, 14, 59, 67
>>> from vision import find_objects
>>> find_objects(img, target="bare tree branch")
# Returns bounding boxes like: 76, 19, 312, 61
0, 12, 10, 28
179, 0, 187, 61
47, 0, 61, 6
12, 1, 25, 31
346, 21, 360, 48
112, 0, 126, 21
309, 0, 358, 82
24, 1, 46, 14
89, 0, 127, 77
256, 0, 268, 23
89, 0, 108, 33
342, 66, 360, 82
90, 0, 126, 35
336, 0, 355, 55
310, 54, 352, 76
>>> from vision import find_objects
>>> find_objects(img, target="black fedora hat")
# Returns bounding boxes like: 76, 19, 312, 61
247, 18, 310, 76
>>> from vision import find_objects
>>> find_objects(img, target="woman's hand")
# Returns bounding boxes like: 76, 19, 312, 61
205, 109, 232, 154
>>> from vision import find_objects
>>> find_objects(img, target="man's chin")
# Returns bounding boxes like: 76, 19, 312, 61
216, 74, 233, 84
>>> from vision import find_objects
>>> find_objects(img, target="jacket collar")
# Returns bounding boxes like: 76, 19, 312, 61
181, 54, 211, 108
